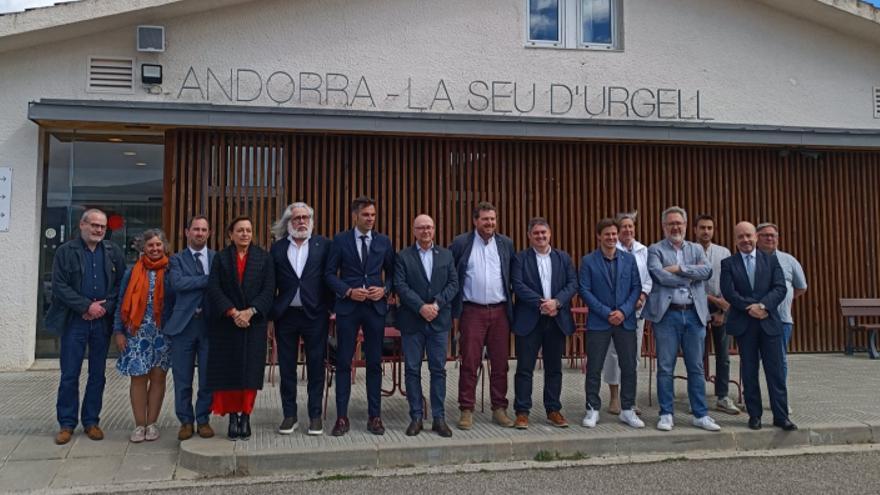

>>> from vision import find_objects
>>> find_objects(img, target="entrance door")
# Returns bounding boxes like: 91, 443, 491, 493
37, 132, 164, 358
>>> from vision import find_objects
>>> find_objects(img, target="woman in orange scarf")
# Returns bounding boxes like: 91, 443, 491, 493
113, 229, 174, 443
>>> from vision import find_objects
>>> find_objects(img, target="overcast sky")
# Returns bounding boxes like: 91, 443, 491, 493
1, 0, 879, 15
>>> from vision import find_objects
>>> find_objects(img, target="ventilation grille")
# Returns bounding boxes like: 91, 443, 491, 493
87, 56, 134, 93
875, 87, 880, 119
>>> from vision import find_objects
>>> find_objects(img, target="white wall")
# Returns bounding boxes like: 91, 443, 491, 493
0, 0, 878, 369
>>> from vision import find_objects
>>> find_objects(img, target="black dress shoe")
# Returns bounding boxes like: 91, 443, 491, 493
367, 416, 385, 435
227, 414, 240, 441
331, 416, 350, 436
405, 420, 423, 436
748, 417, 762, 430
432, 418, 453, 438
239, 414, 252, 440
773, 419, 798, 431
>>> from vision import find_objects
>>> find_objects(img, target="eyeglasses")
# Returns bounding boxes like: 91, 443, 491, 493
88, 223, 107, 230
414, 225, 435, 231
757, 233, 778, 238
290, 215, 311, 223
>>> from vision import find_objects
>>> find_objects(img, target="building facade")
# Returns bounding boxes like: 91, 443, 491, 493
0, 0, 879, 369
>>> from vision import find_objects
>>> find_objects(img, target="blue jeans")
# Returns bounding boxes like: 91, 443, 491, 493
57, 318, 111, 429
170, 315, 212, 425
653, 308, 708, 417
781, 323, 793, 381
402, 326, 448, 421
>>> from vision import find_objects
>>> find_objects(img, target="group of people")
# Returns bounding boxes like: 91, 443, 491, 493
44, 198, 806, 445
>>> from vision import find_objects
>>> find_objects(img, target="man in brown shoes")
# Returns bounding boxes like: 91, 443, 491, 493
178, 423, 215, 440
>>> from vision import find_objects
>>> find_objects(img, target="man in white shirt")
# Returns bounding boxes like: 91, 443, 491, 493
449, 202, 517, 429
695, 214, 740, 415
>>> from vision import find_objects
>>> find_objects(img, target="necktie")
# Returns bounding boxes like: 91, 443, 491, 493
359, 235, 369, 269
746, 254, 755, 289
193, 252, 205, 275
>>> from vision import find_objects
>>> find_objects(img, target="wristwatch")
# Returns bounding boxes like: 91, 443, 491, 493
250, 306, 258, 315
757, 303, 766, 311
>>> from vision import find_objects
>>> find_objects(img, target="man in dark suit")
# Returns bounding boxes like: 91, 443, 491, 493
510, 218, 577, 429
721, 221, 794, 431
45, 208, 125, 445
578, 218, 644, 429
394, 214, 459, 437
166, 216, 215, 440
449, 201, 517, 429
325, 196, 396, 436
270, 202, 332, 436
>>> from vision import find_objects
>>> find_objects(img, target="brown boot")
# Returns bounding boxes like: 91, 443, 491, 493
55, 428, 74, 445
197, 423, 215, 438
547, 410, 569, 428
84, 425, 104, 441
492, 408, 514, 428
457, 409, 474, 430
514, 413, 529, 429
178, 423, 194, 441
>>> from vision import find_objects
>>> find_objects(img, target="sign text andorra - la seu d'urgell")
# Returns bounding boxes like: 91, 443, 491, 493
175, 66, 713, 121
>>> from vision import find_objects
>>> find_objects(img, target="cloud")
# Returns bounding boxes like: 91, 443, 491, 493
0, 0, 66, 15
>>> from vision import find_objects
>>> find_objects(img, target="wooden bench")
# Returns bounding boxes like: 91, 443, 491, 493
839, 298, 880, 359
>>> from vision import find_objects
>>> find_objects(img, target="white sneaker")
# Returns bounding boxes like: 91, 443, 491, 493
145, 423, 160, 441
130, 426, 146, 443
619, 409, 645, 428
716, 397, 741, 415
657, 414, 674, 431
581, 409, 599, 428
692, 415, 721, 431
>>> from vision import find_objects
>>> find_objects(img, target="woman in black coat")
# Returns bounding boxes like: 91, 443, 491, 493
206, 215, 275, 441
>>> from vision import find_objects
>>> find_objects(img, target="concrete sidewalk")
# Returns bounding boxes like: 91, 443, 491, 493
0, 353, 878, 491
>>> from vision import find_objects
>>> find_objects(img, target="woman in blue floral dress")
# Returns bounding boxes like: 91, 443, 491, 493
113, 229, 174, 443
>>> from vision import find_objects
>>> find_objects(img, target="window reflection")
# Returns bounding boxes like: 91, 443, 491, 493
582, 0, 613, 44
530, 0, 560, 42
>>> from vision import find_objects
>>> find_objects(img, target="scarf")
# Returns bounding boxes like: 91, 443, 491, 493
120, 254, 169, 335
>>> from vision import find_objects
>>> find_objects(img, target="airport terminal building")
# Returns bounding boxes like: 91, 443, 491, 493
0, 0, 879, 369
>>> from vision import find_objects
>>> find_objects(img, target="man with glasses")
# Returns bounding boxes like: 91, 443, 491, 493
44, 208, 126, 445
642, 206, 720, 432
270, 202, 333, 435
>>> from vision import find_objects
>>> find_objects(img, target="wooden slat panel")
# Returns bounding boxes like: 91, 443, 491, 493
165, 130, 880, 353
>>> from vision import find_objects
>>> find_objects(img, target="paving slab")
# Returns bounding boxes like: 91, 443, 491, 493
8, 433, 72, 461
0, 434, 23, 462
68, 430, 129, 458
114, 453, 178, 483
808, 422, 874, 446
0, 458, 62, 492
50, 455, 122, 488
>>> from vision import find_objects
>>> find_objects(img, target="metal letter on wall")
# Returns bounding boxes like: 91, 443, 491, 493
0, 168, 10, 232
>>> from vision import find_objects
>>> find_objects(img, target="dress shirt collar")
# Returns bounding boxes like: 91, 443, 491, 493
474, 231, 495, 246
418, 243, 434, 254
288, 234, 311, 245
189, 246, 208, 258
355, 228, 372, 241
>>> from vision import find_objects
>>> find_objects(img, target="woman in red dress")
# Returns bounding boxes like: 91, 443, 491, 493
206, 216, 275, 440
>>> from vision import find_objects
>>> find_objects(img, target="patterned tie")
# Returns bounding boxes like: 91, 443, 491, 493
193, 252, 205, 275
746, 254, 755, 289
359, 235, 369, 269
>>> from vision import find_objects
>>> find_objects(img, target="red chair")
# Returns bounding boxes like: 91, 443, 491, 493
569, 306, 588, 372
266, 322, 278, 386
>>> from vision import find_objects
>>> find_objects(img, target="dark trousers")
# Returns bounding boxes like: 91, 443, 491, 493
513, 316, 565, 414
402, 326, 448, 421
457, 303, 510, 411
711, 323, 731, 399
57, 318, 110, 429
736, 322, 789, 422
170, 314, 212, 425
585, 326, 637, 411
335, 304, 385, 418
276, 307, 329, 420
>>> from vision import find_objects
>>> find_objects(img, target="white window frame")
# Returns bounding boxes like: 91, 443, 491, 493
524, 0, 623, 51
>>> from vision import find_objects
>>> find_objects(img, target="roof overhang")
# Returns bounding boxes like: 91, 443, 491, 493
753, 0, 880, 45
0, 0, 256, 54
27, 99, 880, 149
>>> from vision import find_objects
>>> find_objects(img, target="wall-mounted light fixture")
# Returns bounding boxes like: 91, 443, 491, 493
141, 64, 163, 85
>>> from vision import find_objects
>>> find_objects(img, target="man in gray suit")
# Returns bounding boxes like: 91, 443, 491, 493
394, 214, 459, 437
642, 206, 720, 432
166, 216, 215, 440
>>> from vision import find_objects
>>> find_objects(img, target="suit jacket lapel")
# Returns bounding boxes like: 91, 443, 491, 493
735, 253, 751, 296
429, 247, 442, 289
300, 237, 320, 278
411, 245, 430, 285
550, 250, 562, 295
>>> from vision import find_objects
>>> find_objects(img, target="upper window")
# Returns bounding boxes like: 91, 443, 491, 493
526, 0, 622, 50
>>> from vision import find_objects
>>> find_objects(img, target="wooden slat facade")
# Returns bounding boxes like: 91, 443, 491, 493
164, 129, 880, 354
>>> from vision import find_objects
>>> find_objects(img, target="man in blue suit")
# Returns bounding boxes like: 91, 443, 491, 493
394, 214, 459, 437
578, 218, 644, 429
721, 221, 794, 431
325, 196, 396, 436
165, 215, 215, 440
270, 202, 332, 436
511, 218, 577, 429
642, 206, 720, 432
